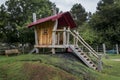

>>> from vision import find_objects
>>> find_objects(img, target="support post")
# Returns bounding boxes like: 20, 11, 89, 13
52, 20, 58, 54
57, 33, 60, 45
116, 44, 119, 54
52, 5, 57, 54
67, 27, 70, 45
33, 13, 39, 53
63, 27, 66, 46
98, 54, 103, 72
52, 31, 56, 54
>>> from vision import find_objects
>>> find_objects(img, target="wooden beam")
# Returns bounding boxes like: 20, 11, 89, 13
67, 27, 70, 45
35, 45, 69, 48
53, 29, 64, 32
63, 27, 66, 46
57, 33, 60, 45
76, 31, 79, 47
34, 28, 38, 45
73, 30, 76, 46
33, 13, 39, 53
52, 20, 58, 54
98, 54, 103, 71
52, 5, 57, 15
33, 13, 37, 22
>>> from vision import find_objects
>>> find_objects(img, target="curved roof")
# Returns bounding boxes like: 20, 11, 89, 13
28, 12, 76, 29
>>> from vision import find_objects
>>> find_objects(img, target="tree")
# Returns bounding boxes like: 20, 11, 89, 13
97, 0, 114, 11
0, 4, 18, 43
70, 3, 87, 26
0, 0, 54, 43
89, 0, 120, 44
78, 23, 99, 45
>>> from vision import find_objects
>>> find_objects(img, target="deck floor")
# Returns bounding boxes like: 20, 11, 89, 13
34, 45, 71, 48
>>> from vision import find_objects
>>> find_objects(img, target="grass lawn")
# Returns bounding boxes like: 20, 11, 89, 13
0, 53, 120, 80
101, 54, 120, 80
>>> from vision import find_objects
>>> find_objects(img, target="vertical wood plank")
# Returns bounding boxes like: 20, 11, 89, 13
67, 27, 70, 45
57, 32, 60, 45
63, 27, 66, 46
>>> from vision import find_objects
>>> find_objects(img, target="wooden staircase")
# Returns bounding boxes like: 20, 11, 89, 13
69, 45, 97, 70
68, 30, 99, 70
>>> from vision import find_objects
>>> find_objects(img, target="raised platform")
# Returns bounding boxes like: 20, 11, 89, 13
34, 45, 70, 48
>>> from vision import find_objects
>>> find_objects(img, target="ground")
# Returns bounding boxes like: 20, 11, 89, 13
0, 53, 120, 80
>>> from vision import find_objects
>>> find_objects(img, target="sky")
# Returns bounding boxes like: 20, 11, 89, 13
0, 0, 100, 13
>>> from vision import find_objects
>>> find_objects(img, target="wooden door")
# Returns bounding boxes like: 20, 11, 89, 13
37, 21, 54, 45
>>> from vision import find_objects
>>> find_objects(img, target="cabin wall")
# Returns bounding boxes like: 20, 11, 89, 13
36, 21, 55, 45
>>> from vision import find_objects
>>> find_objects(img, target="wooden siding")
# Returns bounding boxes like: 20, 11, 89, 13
36, 21, 54, 45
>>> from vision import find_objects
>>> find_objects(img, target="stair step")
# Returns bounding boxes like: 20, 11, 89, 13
89, 62, 93, 64
84, 56, 87, 58
75, 47, 79, 49
86, 58, 90, 61
78, 50, 81, 52
95, 68, 98, 70
69, 45, 97, 70
80, 53, 84, 55
92, 64, 96, 67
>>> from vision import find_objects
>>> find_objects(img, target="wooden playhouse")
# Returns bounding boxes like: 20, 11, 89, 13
28, 12, 101, 71
28, 12, 76, 53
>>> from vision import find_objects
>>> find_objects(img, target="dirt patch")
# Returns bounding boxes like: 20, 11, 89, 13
22, 62, 78, 80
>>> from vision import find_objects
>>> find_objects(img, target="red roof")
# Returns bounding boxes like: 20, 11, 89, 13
28, 12, 76, 28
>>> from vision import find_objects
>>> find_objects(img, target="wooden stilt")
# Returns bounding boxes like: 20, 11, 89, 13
52, 31, 56, 54
33, 13, 39, 53
57, 33, 60, 45
52, 19, 58, 54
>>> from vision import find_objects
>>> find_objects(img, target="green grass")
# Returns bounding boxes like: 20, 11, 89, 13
0, 54, 120, 80
101, 54, 120, 79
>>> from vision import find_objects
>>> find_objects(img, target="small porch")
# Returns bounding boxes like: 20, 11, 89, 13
34, 27, 79, 49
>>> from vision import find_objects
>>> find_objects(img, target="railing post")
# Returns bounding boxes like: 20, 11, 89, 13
67, 27, 70, 46
63, 27, 66, 46
73, 30, 78, 47
98, 54, 103, 71
76, 31, 79, 47
73, 30, 76, 46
